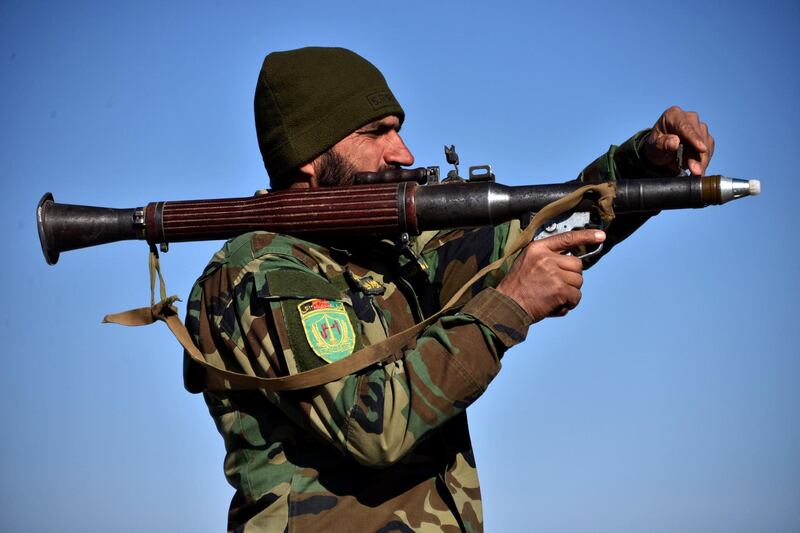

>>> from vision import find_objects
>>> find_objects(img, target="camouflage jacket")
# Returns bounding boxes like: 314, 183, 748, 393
184, 130, 663, 532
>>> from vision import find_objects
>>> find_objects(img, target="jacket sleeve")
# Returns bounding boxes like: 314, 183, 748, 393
186, 234, 531, 468
577, 128, 676, 266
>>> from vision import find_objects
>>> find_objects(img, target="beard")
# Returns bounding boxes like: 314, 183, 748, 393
314, 149, 398, 187
314, 149, 359, 187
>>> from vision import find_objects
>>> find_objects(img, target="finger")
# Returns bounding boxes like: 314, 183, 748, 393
697, 122, 712, 173
539, 229, 605, 253
707, 132, 715, 159
550, 287, 582, 316
683, 144, 703, 175
675, 119, 708, 155
654, 133, 681, 154
685, 144, 711, 175
704, 130, 715, 171
689, 151, 712, 175
645, 132, 680, 169
561, 270, 584, 290
687, 158, 704, 176
554, 253, 584, 273
566, 286, 582, 308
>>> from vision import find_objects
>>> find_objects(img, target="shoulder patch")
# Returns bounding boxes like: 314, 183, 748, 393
298, 299, 356, 363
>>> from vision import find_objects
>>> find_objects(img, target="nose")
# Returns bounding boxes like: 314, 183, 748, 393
385, 131, 415, 167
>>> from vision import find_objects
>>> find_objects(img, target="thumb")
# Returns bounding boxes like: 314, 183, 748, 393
645, 132, 681, 168
647, 131, 681, 155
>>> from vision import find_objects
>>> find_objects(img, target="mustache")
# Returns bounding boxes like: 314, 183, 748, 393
317, 150, 401, 187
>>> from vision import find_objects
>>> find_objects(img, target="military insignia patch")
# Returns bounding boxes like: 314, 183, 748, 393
345, 269, 386, 296
297, 299, 356, 363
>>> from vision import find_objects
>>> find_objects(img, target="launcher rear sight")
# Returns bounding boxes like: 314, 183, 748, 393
441, 145, 496, 183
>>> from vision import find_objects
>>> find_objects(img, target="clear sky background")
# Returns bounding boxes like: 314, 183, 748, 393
2, 1, 798, 531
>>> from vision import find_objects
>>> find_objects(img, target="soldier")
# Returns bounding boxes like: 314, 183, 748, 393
184, 47, 714, 532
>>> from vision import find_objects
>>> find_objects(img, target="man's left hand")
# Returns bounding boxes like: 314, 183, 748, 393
644, 106, 715, 175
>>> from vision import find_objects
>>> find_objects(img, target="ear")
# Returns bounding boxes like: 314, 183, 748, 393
294, 160, 320, 188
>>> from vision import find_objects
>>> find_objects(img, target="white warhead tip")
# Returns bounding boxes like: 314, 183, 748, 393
749, 180, 761, 196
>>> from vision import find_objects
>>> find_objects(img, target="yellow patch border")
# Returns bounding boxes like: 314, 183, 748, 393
297, 299, 356, 363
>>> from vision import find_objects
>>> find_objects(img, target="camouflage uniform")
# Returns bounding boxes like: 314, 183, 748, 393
184, 130, 661, 532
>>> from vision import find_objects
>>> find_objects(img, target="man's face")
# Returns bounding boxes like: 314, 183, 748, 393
298, 115, 414, 188
310, 115, 414, 187
332, 115, 414, 173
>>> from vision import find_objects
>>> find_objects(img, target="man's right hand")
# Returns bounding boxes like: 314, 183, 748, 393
496, 229, 606, 322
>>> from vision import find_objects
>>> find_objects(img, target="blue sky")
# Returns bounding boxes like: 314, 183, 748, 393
2, 1, 798, 531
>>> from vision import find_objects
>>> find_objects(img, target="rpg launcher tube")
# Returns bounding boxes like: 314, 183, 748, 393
413, 175, 760, 230
37, 175, 760, 265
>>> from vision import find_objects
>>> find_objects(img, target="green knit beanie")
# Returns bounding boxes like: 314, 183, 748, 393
254, 47, 405, 183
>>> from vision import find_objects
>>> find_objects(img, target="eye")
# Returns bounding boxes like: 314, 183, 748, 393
358, 124, 394, 138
